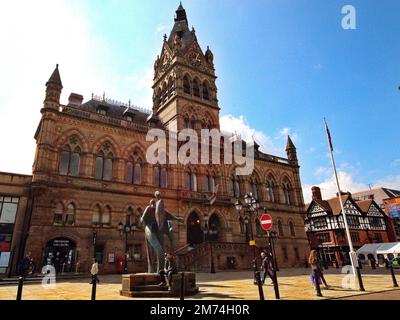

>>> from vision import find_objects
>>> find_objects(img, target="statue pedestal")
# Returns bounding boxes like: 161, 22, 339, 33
120, 273, 199, 298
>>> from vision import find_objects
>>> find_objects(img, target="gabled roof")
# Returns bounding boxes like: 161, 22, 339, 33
356, 199, 374, 213
326, 194, 351, 215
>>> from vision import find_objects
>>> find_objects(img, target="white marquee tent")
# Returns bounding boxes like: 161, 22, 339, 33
357, 242, 400, 260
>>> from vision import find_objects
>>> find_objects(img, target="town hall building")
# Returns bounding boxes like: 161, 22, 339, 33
0, 4, 309, 275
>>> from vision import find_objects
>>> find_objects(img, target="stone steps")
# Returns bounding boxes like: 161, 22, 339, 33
120, 272, 199, 298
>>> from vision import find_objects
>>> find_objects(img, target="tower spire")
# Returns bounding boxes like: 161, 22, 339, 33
286, 136, 298, 164
46, 64, 63, 87
175, 2, 188, 23
43, 64, 63, 110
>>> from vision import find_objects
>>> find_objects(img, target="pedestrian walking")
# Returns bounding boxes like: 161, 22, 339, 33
309, 250, 329, 289
260, 251, 274, 285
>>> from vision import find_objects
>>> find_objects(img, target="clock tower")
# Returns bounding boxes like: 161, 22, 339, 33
150, 3, 220, 132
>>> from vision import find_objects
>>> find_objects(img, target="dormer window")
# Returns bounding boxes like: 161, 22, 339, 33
125, 115, 134, 122
97, 106, 108, 116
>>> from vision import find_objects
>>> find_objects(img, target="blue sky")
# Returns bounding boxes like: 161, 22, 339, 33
0, 0, 399, 201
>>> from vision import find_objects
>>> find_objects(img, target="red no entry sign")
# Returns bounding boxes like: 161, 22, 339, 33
260, 214, 273, 231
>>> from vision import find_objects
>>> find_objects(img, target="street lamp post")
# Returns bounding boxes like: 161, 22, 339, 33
204, 214, 216, 274
235, 193, 264, 300
118, 222, 135, 274
92, 228, 98, 259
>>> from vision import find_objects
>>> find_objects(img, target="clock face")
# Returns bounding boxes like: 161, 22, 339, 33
188, 51, 201, 67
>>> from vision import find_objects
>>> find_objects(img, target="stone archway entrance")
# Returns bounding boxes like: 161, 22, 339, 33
187, 212, 204, 246
44, 238, 77, 273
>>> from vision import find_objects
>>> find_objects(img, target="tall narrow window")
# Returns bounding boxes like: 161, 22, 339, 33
92, 205, 101, 225
102, 206, 111, 226
154, 166, 160, 187
289, 221, 296, 236
185, 172, 191, 191
203, 82, 210, 100
54, 203, 64, 225
267, 176, 277, 202
126, 159, 133, 184
134, 163, 142, 185
204, 176, 210, 192
65, 203, 75, 226
161, 168, 168, 188
193, 79, 200, 97
183, 76, 191, 94
278, 220, 284, 237
103, 153, 113, 181
59, 146, 71, 176
70, 147, 81, 176
232, 176, 240, 198
210, 176, 216, 193
95, 151, 104, 180
192, 173, 198, 192
59, 145, 81, 176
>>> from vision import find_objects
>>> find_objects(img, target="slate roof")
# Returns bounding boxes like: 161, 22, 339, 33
76, 99, 155, 127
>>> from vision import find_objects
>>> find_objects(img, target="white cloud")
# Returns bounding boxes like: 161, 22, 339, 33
303, 169, 400, 203
303, 170, 369, 204
0, 1, 121, 174
220, 114, 291, 156
373, 175, 400, 190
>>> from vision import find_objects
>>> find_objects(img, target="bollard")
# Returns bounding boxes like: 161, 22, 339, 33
91, 275, 97, 301
180, 272, 185, 301
356, 267, 365, 291
272, 269, 280, 300
313, 269, 322, 297
16, 276, 24, 301
255, 271, 265, 301
389, 265, 399, 287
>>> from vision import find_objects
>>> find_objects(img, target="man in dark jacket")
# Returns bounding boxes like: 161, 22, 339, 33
261, 251, 274, 285
159, 253, 177, 287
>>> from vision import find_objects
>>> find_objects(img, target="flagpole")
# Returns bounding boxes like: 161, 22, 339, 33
324, 118, 357, 279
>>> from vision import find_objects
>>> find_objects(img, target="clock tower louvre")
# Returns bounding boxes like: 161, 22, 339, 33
151, 3, 220, 132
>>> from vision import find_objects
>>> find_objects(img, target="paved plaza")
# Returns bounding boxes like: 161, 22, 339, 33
0, 268, 399, 300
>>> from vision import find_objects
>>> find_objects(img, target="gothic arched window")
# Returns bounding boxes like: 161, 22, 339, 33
192, 173, 198, 192
232, 176, 240, 198
203, 82, 210, 100
53, 203, 64, 225
283, 178, 293, 205
204, 175, 210, 192
127, 156, 142, 185
65, 203, 75, 226
266, 175, 277, 203
95, 147, 114, 181
102, 206, 111, 226
193, 79, 200, 97
59, 145, 81, 177
185, 172, 191, 191
278, 220, 284, 237
289, 221, 296, 236
161, 167, 168, 188
168, 77, 174, 98
183, 75, 191, 94
154, 166, 168, 188
250, 178, 259, 200
92, 205, 101, 225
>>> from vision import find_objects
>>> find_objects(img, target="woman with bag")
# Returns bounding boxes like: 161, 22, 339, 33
308, 250, 330, 289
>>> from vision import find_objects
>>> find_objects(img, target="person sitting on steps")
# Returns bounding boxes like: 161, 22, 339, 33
159, 253, 177, 288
